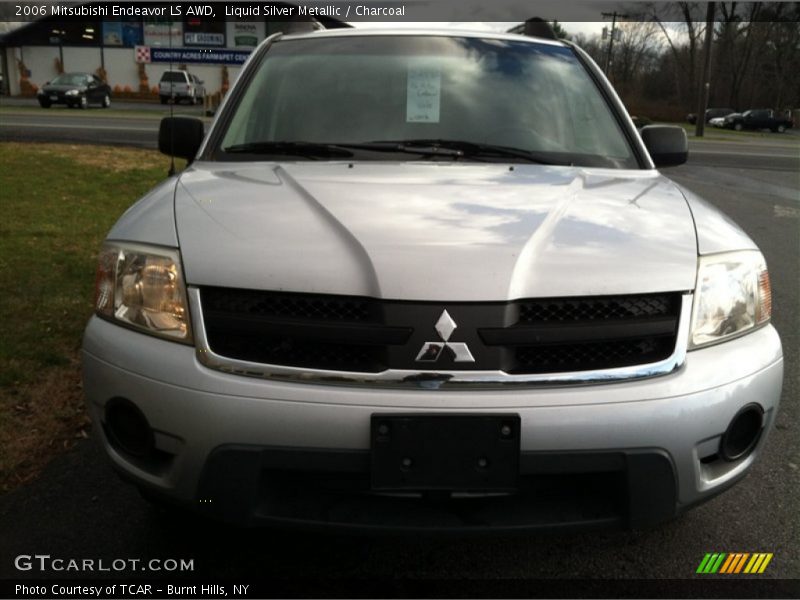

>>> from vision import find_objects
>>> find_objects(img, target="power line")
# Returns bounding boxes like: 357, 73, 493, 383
602, 11, 629, 78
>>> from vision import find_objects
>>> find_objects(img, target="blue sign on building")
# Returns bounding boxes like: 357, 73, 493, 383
150, 47, 252, 65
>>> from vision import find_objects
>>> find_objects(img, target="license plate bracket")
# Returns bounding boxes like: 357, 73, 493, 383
370, 414, 520, 491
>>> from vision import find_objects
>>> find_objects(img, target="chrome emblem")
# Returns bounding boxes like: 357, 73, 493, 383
415, 310, 475, 363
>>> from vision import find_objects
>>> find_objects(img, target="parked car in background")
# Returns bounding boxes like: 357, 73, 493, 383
708, 116, 727, 128
723, 109, 793, 133
83, 29, 782, 533
686, 107, 735, 125
720, 112, 742, 129
37, 73, 111, 109
159, 70, 205, 105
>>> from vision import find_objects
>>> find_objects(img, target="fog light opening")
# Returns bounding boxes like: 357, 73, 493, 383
720, 404, 764, 462
104, 397, 155, 458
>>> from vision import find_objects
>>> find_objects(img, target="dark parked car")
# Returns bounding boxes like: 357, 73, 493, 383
37, 72, 112, 109
686, 107, 735, 125
723, 109, 793, 133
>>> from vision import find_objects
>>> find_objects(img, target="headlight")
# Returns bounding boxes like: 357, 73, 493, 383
689, 250, 771, 349
94, 242, 192, 343
65, 89, 79, 96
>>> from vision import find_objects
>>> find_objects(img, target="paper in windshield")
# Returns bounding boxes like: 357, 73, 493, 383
406, 67, 441, 123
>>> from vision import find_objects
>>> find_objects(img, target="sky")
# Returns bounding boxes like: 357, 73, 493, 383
0, 16, 609, 40
353, 21, 606, 38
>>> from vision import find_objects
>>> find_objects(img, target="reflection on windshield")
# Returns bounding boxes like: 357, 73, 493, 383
51, 74, 87, 86
219, 36, 637, 168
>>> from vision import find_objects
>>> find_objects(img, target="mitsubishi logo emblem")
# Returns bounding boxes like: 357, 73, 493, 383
415, 310, 475, 363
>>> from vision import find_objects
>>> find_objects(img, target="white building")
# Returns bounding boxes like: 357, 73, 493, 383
0, 6, 347, 97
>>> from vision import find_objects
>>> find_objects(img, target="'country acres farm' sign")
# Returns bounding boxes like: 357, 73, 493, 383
135, 45, 252, 65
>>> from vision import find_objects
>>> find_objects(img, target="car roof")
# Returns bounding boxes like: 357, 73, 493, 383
279, 27, 566, 48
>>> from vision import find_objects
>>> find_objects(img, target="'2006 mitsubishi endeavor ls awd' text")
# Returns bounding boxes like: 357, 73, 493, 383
82, 29, 783, 532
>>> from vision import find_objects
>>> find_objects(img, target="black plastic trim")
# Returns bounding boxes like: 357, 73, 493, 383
204, 312, 412, 346
199, 287, 683, 374
480, 316, 677, 345
190, 444, 678, 532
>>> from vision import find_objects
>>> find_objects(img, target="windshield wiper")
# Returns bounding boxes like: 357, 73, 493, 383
224, 140, 466, 159
223, 140, 566, 164
372, 139, 565, 165
340, 141, 465, 157
223, 141, 355, 159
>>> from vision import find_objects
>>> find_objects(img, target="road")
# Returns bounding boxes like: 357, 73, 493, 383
0, 103, 208, 148
0, 106, 798, 596
0, 103, 798, 172
688, 137, 799, 171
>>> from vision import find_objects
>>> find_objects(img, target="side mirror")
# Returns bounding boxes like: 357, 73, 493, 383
159, 117, 204, 162
640, 125, 688, 168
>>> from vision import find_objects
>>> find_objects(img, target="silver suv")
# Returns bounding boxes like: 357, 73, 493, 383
158, 69, 205, 105
83, 29, 783, 531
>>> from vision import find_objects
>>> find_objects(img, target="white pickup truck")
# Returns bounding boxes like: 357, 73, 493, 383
158, 70, 205, 105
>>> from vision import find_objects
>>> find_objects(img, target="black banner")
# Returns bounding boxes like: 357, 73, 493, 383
3, 578, 800, 599
2, 1, 797, 23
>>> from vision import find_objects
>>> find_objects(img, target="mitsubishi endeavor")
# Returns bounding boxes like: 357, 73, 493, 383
82, 29, 783, 531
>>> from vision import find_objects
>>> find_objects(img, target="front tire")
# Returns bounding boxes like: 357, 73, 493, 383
102, 94, 111, 108
78, 95, 88, 109
777, 124, 786, 133
734, 122, 743, 131
38, 98, 51, 108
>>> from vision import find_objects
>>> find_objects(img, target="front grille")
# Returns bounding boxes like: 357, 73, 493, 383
208, 335, 382, 372
513, 337, 675, 374
518, 295, 675, 322
200, 287, 682, 375
201, 286, 376, 322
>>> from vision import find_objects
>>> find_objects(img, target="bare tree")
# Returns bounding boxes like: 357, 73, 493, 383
716, 2, 764, 108
648, 2, 709, 109
610, 21, 663, 96
567, 4, 800, 120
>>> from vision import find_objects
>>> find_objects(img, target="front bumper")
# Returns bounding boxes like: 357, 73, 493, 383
39, 92, 82, 105
82, 316, 783, 531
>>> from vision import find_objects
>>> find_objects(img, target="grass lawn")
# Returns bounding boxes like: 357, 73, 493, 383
0, 142, 181, 492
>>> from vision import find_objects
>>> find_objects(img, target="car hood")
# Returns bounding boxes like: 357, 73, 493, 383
175, 162, 698, 301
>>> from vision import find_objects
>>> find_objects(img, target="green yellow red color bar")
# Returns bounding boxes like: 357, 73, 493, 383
697, 553, 773, 574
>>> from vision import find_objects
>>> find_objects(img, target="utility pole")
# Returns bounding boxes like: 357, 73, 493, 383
695, 3, 716, 138
602, 11, 629, 79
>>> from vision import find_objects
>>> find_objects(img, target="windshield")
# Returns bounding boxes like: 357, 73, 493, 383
216, 35, 637, 168
161, 72, 187, 82
51, 73, 88, 86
